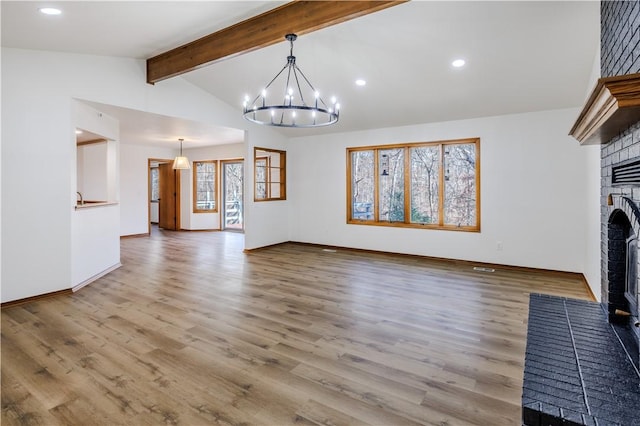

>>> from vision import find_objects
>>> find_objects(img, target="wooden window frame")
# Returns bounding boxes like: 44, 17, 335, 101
193, 160, 218, 213
254, 147, 286, 202
346, 138, 480, 232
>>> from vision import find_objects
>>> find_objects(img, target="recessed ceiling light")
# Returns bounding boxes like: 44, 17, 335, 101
355, 79, 367, 86
39, 7, 62, 15
75, 130, 83, 135
452, 59, 466, 68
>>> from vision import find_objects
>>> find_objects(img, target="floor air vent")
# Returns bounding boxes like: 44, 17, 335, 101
322, 249, 337, 253
473, 266, 495, 273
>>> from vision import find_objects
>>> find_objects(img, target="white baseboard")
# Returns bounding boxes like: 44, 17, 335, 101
72, 263, 122, 292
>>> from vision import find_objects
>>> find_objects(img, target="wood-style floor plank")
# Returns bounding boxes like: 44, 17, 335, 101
1, 228, 592, 425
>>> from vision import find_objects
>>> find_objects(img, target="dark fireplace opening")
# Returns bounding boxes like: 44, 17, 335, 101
607, 207, 640, 370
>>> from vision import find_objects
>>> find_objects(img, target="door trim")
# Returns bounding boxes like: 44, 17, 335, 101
220, 158, 244, 232
148, 158, 182, 235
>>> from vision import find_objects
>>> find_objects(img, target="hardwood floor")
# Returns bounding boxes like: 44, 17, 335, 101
1, 229, 592, 425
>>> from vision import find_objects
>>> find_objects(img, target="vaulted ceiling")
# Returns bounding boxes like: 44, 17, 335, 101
1, 1, 600, 146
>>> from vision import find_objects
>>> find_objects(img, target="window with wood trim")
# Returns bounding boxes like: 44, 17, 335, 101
254, 147, 286, 201
347, 138, 480, 231
193, 160, 217, 213
150, 167, 160, 202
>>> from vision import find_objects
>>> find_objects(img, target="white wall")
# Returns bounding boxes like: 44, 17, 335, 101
119, 144, 175, 236
72, 205, 120, 285
581, 43, 603, 300
72, 101, 121, 288
0, 42, 2, 293
1, 47, 288, 302
150, 202, 159, 223
2, 67, 73, 302
583, 144, 601, 298
289, 108, 591, 273
77, 142, 108, 200
180, 143, 244, 230
244, 131, 290, 249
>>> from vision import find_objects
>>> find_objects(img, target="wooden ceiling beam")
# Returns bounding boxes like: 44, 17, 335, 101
146, 0, 406, 84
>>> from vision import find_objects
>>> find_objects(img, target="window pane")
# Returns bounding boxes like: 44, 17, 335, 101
347, 138, 479, 231
269, 167, 281, 183
270, 183, 281, 198
379, 148, 404, 222
256, 183, 266, 199
255, 159, 267, 182
194, 161, 216, 211
351, 150, 374, 220
150, 167, 159, 201
255, 158, 267, 199
443, 144, 476, 226
254, 148, 286, 201
410, 146, 439, 224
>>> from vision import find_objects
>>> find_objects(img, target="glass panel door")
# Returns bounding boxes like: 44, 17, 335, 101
222, 160, 244, 231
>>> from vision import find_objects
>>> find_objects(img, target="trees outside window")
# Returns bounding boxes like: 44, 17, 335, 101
150, 167, 159, 202
347, 138, 480, 231
378, 148, 404, 222
193, 160, 217, 213
351, 150, 374, 220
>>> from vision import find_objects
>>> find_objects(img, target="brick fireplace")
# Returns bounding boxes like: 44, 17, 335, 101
567, 0, 640, 363
599, 0, 640, 370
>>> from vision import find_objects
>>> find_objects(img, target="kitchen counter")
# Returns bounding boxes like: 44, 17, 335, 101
75, 201, 118, 210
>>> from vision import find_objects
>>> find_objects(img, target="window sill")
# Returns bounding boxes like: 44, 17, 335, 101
347, 220, 480, 232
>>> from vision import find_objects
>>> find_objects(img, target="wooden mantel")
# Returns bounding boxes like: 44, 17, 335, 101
570, 73, 640, 145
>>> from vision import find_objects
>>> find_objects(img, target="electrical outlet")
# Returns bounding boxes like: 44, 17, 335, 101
497, 241, 503, 251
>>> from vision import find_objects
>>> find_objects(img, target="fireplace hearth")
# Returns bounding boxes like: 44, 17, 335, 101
522, 294, 640, 426
523, 192, 640, 425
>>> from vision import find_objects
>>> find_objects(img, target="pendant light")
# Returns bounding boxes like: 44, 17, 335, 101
173, 138, 190, 170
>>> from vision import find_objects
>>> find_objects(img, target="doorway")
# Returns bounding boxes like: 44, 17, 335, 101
148, 158, 181, 234
221, 159, 244, 231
